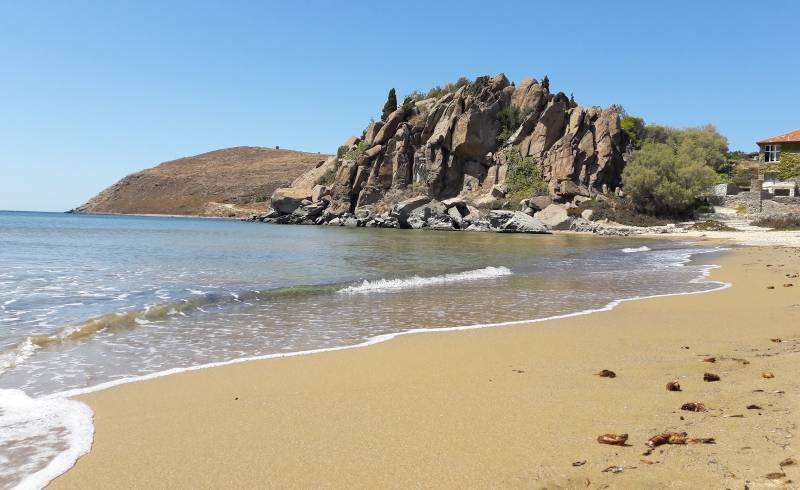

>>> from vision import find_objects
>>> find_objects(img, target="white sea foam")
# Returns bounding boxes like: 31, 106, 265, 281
7, 246, 730, 490
0, 389, 93, 490
621, 246, 651, 253
338, 266, 513, 294
0, 338, 39, 374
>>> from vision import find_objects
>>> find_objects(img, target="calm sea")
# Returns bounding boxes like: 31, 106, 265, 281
0, 211, 727, 489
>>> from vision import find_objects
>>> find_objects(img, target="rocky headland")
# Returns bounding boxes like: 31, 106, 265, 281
258, 74, 632, 233
75, 147, 328, 217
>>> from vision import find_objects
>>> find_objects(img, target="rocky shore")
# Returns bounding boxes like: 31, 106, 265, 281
254, 74, 634, 234
246, 196, 684, 236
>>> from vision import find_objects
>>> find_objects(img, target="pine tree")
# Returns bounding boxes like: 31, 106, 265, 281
381, 88, 397, 121
542, 75, 550, 91
569, 93, 576, 107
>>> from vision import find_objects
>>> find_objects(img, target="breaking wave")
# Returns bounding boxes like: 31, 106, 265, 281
621, 246, 651, 253
337, 266, 513, 294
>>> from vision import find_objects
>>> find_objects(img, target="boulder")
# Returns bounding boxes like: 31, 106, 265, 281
271, 187, 312, 214
409, 200, 447, 221
581, 209, 594, 220
447, 206, 464, 227
488, 210, 548, 233
491, 184, 507, 198
373, 108, 406, 145
451, 101, 502, 159
289, 156, 337, 190
365, 144, 383, 159
343, 135, 360, 148
473, 194, 499, 208
395, 195, 432, 218
427, 214, 456, 231
487, 210, 514, 228
520, 100, 568, 157
406, 214, 426, 229
465, 220, 491, 232
534, 204, 572, 230
502, 212, 548, 233
364, 121, 384, 145
511, 78, 547, 111
311, 184, 328, 203
529, 195, 553, 211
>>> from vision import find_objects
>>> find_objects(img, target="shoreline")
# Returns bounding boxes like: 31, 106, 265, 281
51, 244, 727, 402
13, 240, 724, 489
48, 243, 800, 488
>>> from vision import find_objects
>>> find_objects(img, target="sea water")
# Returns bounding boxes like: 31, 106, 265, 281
0, 211, 728, 489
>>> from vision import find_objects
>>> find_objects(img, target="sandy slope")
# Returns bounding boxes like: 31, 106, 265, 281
52, 245, 800, 489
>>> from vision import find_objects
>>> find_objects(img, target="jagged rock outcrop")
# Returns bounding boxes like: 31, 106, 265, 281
265, 74, 630, 232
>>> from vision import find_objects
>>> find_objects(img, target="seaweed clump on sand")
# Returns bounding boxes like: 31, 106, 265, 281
689, 220, 736, 231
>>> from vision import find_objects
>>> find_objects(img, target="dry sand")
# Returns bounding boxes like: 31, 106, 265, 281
51, 245, 800, 489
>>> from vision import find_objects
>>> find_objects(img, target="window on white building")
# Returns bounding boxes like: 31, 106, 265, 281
764, 144, 781, 163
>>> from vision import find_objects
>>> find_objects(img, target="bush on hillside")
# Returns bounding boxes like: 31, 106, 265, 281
342, 140, 370, 161
623, 142, 717, 216
425, 77, 470, 99
621, 124, 728, 216
505, 151, 547, 202
620, 116, 646, 150
496, 106, 525, 147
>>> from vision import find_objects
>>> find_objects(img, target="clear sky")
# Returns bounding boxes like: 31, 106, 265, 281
1, 0, 798, 211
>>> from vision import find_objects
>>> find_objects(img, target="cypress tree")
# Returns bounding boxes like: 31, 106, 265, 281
381, 88, 397, 121
542, 75, 550, 91
569, 93, 576, 107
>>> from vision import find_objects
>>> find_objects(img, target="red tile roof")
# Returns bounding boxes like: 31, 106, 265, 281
757, 129, 800, 145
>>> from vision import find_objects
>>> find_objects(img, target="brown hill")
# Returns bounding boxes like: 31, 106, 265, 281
76, 147, 329, 217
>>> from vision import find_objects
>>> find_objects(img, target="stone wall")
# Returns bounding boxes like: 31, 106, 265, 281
712, 191, 800, 214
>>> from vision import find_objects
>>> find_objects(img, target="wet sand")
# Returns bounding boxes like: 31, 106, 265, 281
52, 245, 800, 488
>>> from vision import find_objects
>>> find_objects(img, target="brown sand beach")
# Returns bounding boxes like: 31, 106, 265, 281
52, 244, 800, 489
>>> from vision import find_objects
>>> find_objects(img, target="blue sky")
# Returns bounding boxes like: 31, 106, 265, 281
1, 1, 798, 211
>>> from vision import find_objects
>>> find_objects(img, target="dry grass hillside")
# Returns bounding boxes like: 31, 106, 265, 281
76, 147, 328, 217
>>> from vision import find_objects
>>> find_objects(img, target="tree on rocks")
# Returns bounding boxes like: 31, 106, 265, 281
382, 88, 397, 121
542, 75, 550, 91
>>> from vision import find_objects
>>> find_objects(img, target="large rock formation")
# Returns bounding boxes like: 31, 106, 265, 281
265, 74, 629, 232
77, 147, 328, 217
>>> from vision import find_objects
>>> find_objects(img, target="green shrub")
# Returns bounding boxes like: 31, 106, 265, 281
401, 96, 416, 116
496, 106, 524, 146
316, 169, 336, 186
623, 141, 717, 216
620, 116, 646, 150
425, 77, 470, 99
336, 145, 349, 158
673, 125, 729, 173
505, 151, 547, 202
253, 193, 269, 203
343, 140, 370, 161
